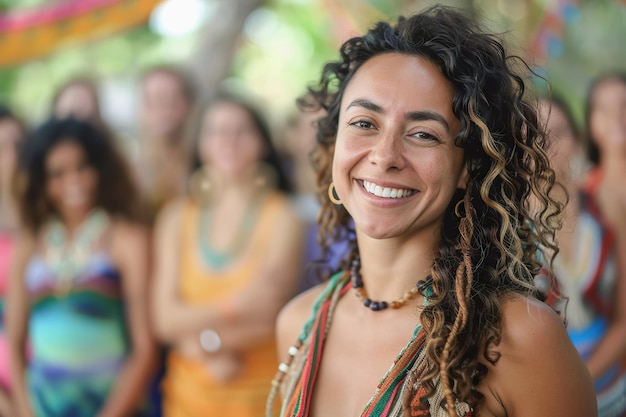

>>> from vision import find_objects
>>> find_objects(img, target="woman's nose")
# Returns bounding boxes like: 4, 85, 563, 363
367, 130, 406, 171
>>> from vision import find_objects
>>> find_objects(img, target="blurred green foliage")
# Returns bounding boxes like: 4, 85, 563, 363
0, 0, 47, 11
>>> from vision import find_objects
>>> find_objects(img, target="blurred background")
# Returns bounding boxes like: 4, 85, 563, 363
0, 0, 625, 143
1, 3, 626, 416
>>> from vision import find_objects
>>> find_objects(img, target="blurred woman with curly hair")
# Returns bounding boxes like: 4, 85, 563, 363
268, 5, 597, 417
7, 118, 155, 417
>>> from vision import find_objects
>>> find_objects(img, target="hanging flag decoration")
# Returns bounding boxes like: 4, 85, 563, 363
321, 0, 387, 45
0, 0, 163, 68
530, 0, 581, 63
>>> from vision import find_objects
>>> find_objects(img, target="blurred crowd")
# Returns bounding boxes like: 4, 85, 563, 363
0, 63, 624, 417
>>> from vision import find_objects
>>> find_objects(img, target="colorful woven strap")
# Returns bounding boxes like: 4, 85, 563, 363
284, 273, 351, 417
361, 329, 426, 416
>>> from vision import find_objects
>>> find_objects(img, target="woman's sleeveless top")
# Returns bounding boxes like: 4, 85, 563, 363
162, 193, 288, 417
24, 251, 130, 417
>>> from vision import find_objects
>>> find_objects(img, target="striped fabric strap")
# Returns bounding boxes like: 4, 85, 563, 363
361, 328, 426, 416
286, 273, 351, 417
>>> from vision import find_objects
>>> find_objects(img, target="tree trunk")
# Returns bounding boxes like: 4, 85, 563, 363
187, 0, 265, 101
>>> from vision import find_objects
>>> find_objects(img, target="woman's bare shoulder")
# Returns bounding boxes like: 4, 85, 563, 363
155, 197, 188, 225
109, 219, 149, 250
10, 230, 38, 269
498, 293, 567, 345
276, 282, 328, 355
479, 293, 597, 417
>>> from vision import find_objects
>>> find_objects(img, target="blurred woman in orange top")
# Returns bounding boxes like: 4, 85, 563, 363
152, 94, 304, 417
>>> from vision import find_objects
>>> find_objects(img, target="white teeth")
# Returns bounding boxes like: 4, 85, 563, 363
362, 180, 414, 199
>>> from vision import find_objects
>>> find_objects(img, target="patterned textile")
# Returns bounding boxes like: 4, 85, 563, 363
277, 272, 471, 417
24, 252, 130, 417
553, 169, 626, 417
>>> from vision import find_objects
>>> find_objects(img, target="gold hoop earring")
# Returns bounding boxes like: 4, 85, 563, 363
454, 199, 464, 218
189, 168, 212, 206
254, 162, 278, 190
328, 182, 342, 205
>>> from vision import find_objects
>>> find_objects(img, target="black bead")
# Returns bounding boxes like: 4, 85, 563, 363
363, 298, 372, 307
370, 301, 381, 311
379, 301, 388, 310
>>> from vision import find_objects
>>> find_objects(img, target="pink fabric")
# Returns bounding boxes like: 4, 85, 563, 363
0, 0, 122, 31
0, 232, 13, 390
0, 233, 13, 296
0, 338, 9, 391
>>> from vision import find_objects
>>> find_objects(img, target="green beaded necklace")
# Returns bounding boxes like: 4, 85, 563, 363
198, 195, 265, 270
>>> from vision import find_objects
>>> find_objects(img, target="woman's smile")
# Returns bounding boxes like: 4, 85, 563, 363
359, 179, 417, 199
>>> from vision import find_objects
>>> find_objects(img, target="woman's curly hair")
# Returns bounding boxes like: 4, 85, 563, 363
298, 5, 561, 416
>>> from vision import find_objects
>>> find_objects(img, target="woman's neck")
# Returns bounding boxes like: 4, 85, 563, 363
601, 155, 626, 177
355, 230, 437, 301
56, 208, 94, 236
146, 140, 187, 163
210, 180, 267, 211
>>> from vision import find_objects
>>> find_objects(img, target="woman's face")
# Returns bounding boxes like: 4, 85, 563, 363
333, 53, 468, 241
0, 118, 23, 187
539, 100, 580, 178
199, 101, 266, 181
140, 72, 191, 139
54, 83, 99, 122
45, 140, 98, 220
589, 78, 626, 156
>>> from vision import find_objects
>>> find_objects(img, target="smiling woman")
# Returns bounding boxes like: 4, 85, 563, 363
333, 54, 466, 241
7, 118, 155, 417
268, 5, 598, 417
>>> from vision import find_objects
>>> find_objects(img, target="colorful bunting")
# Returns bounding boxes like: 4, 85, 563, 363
0, 0, 163, 67
530, 0, 581, 63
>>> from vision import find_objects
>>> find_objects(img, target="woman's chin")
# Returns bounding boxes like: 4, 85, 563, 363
56, 201, 94, 220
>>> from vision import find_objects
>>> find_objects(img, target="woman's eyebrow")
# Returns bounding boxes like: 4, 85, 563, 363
405, 110, 450, 132
346, 98, 383, 113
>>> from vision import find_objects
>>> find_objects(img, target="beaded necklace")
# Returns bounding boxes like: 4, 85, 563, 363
198, 194, 265, 270
350, 254, 432, 311
43, 208, 110, 296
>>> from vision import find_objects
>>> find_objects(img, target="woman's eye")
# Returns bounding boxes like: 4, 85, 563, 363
77, 161, 91, 172
350, 120, 374, 129
412, 131, 439, 142
47, 169, 63, 180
